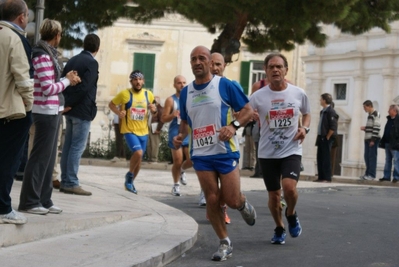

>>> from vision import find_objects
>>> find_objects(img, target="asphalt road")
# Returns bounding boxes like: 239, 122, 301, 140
155, 186, 399, 267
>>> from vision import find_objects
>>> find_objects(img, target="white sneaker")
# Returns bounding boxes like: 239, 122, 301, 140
171, 185, 181, 196
24, 207, 49, 215
48, 205, 63, 214
0, 210, 27, 225
180, 172, 187, 185
198, 190, 206, 206
363, 175, 375, 181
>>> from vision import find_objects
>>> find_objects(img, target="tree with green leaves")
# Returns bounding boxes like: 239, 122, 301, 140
27, 0, 399, 63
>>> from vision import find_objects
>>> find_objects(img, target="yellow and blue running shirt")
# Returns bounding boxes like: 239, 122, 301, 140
111, 88, 155, 136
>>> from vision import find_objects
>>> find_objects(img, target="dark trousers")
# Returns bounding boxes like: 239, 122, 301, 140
113, 123, 125, 159
16, 137, 29, 178
0, 112, 32, 214
317, 136, 334, 181
19, 113, 60, 210
254, 142, 263, 176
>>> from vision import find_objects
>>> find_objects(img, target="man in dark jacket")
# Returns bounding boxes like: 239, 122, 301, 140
380, 105, 399, 183
314, 93, 338, 182
59, 34, 100, 196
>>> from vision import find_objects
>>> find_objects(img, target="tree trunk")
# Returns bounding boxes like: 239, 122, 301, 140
210, 13, 248, 64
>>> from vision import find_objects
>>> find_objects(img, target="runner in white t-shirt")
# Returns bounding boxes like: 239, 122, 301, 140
249, 53, 311, 245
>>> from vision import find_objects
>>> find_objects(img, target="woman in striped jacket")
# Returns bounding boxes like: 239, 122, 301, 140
18, 19, 81, 215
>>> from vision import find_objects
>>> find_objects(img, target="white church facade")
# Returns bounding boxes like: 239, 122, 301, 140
302, 22, 399, 178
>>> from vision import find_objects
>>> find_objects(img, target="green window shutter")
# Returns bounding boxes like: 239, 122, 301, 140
240, 61, 250, 95
133, 53, 155, 91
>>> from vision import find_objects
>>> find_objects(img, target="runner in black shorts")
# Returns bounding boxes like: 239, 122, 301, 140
249, 53, 311, 245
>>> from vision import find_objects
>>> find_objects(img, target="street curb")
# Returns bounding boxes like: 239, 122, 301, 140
80, 158, 399, 188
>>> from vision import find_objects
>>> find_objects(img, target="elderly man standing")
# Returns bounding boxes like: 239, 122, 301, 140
379, 104, 399, 183
0, 0, 33, 224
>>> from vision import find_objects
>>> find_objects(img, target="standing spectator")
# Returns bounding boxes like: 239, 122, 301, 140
242, 125, 255, 171
314, 93, 338, 183
249, 52, 311, 245
19, 19, 81, 215
360, 100, 381, 180
109, 70, 157, 194
0, 0, 33, 224
379, 104, 399, 182
60, 33, 100, 195
161, 75, 193, 197
146, 96, 164, 163
173, 46, 256, 262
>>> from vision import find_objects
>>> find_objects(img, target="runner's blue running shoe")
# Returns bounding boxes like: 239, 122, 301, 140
286, 209, 302, 237
271, 227, 286, 244
124, 172, 137, 194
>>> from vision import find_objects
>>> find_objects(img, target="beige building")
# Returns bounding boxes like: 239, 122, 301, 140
302, 21, 399, 178
87, 14, 306, 143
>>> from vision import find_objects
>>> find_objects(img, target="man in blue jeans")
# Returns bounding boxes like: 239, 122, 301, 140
0, 0, 33, 224
379, 104, 399, 183
360, 100, 381, 180
60, 34, 101, 195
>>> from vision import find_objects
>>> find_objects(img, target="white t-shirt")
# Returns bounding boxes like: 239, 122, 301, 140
249, 84, 310, 159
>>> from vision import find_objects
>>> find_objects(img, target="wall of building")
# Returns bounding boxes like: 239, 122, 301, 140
87, 14, 304, 144
302, 21, 399, 177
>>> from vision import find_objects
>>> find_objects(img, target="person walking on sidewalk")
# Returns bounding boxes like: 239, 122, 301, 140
173, 46, 257, 262
161, 75, 193, 197
379, 104, 399, 183
0, 0, 33, 224
109, 70, 157, 194
249, 52, 311, 245
314, 93, 338, 183
60, 33, 100, 196
19, 19, 81, 215
360, 100, 381, 180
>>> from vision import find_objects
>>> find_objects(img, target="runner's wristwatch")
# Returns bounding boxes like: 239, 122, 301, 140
302, 126, 310, 134
231, 120, 240, 130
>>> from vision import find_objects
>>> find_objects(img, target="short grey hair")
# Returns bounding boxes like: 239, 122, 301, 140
389, 104, 399, 114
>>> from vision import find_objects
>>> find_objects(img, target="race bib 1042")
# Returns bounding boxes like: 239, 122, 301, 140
269, 108, 294, 129
193, 124, 216, 149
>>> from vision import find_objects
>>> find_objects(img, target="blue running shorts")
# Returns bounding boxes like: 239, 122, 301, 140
192, 157, 238, 175
124, 133, 148, 153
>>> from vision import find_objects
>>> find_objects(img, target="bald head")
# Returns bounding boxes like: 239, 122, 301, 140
190, 46, 212, 81
173, 75, 186, 93
211, 52, 226, 76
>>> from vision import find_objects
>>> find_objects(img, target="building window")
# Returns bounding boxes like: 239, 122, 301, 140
240, 61, 266, 95
133, 53, 155, 91
334, 83, 347, 100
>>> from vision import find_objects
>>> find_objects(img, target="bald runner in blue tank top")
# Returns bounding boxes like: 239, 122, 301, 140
179, 75, 248, 161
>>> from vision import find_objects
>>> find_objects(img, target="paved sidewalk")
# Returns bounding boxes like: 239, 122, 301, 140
0, 159, 397, 267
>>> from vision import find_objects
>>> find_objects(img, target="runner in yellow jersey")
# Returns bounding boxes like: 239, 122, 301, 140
109, 70, 157, 194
